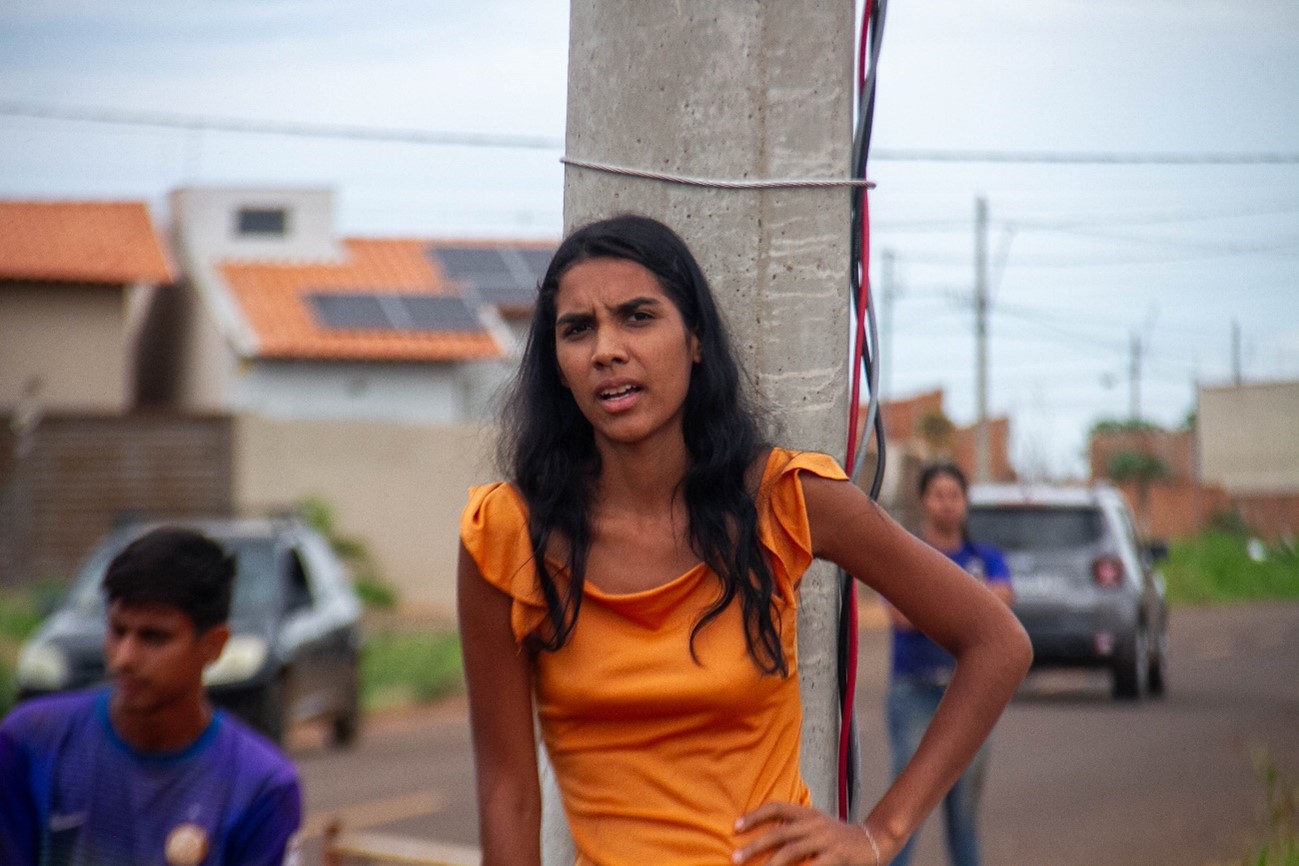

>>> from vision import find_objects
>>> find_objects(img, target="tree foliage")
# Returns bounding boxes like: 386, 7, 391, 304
917, 409, 956, 453
1090, 417, 1163, 437
298, 495, 398, 609
1105, 450, 1171, 483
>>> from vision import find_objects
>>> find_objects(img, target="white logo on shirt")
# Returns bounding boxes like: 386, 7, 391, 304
165, 822, 210, 866
49, 812, 87, 832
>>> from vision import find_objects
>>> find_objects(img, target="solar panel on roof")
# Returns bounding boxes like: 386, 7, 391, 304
515, 249, 552, 280
471, 286, 530, 309
401, 296, 482, 331
498, 248, 544, 290
310, 294, 389, 329
436, 248, 513, 283
306, 292, 485, 333
429, 246, 553, 306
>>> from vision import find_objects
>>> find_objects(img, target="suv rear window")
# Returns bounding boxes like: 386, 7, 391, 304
967, 506, 1105, 551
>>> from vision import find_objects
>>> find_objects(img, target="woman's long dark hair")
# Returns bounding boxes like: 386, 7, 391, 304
499, 214, 787, 675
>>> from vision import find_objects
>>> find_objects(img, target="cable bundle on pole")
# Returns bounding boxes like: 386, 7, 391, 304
838, 0, 888, 822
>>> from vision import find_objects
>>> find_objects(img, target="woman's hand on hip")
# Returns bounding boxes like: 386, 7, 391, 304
733, 802, 888, 866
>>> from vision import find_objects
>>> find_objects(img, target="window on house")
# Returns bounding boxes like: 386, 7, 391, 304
237, 207, 288, 236
307, 292, 484, 332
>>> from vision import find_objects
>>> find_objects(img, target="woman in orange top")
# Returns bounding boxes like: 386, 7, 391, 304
457, 215, 1032, 866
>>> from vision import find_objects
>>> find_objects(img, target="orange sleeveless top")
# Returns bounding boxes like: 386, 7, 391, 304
460, 448, 847, 866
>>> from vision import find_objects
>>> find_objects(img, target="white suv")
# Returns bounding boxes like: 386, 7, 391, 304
967, 483, 1169, 700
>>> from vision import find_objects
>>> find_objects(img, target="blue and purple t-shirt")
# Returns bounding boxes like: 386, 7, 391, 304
0, 688, 301, 866
890, 539, 1012, 681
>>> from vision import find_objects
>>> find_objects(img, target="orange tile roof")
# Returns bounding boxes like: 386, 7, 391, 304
0, 201, 174, 284
220, 238, 508, 362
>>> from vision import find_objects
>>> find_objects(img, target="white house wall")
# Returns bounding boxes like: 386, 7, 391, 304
0, 282, 131, 412
171, 278, 240, 413
233, 415, 499, 615
169, 187, 342, 263
1199, 380, 1299, 493
230, 360, 472, 424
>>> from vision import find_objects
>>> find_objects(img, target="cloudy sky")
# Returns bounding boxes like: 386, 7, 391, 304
1, 0, 1296, 478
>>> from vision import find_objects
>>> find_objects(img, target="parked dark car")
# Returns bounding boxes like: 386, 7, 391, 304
15, 516, 363, 745
967, 483, 1169, 700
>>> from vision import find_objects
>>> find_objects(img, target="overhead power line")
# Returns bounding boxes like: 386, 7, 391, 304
5, 101, 1299, 164
889, 239, 1298, 268
0, 101, 566, 151
871, 147, 1299, 165
874, 201, 1299, 234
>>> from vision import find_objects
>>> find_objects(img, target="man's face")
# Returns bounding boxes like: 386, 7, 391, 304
104, 600, 228, 716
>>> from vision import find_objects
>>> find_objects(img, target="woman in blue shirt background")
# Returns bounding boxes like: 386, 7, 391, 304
887, 463, 1015, 866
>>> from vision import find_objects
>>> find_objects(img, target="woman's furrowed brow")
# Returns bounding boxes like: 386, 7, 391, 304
614, 296, 663, 315
555, 310, 593, 329
556, 296, 662, 326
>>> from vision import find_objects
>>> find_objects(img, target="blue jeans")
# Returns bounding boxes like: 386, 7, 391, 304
887, 676, 990, 866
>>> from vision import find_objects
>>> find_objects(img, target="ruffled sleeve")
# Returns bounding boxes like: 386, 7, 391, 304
460, 482, 550, 643
758, 448, 850, 601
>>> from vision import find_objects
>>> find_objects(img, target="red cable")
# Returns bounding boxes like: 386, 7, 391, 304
857, 2, 870, 102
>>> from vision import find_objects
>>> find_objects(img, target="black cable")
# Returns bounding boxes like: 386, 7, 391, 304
839, 0, 889, 821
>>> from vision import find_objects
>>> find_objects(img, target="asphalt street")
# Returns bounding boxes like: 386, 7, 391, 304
294, 601, 1299, 865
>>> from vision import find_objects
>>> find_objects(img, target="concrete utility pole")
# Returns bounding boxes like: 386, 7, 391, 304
557, 1, 854, 859
974, 196, 991, 483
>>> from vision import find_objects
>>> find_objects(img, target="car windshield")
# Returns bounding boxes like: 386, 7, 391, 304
68, 535, 281, 620
967, 506, 1105, 552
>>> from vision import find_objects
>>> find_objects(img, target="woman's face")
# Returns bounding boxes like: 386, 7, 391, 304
920, 473, 967, 534
553, 257, 701, 451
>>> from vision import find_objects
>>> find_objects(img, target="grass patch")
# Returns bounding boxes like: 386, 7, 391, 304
1238, 747, 1299, 865
1162, 532, 1299, 606
353, 575, 400, 610
361, 627, 463, 713
0, 591, 45, 716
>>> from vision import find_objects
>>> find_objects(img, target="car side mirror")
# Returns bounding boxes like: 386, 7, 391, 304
35, 591, 64, 618
285, 581, 313, 613
1145, 539, 1169, 563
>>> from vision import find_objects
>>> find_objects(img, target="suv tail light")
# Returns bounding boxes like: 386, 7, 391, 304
1092, 555, 1124, 588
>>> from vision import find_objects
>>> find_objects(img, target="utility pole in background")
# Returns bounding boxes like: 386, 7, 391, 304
1129, 331, 1143, 422
974, 196, 991, 483
1232, 319, 1243, 386
559, 3, 854, 858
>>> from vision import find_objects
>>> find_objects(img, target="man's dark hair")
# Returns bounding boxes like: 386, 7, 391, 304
101, 528, 235, 633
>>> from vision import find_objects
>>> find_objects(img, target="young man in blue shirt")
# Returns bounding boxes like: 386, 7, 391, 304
0, 527, 302, 866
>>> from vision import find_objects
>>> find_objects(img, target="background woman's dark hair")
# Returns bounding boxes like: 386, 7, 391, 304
917, 462, 972, 544
101, 527, 235, 633
499, 213, 786, 675
917, 462, 968, 498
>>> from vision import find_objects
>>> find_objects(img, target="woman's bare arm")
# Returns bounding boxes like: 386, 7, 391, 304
456, 543, 543, 866
805, 474, 1032, 856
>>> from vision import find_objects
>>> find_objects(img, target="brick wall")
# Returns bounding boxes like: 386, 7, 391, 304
1089, 427, 1196, 481
1108, 479, 1232, 540
1235, 493, 1299, 542
953, 416, 1016, 483
0, 413, 233, 586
